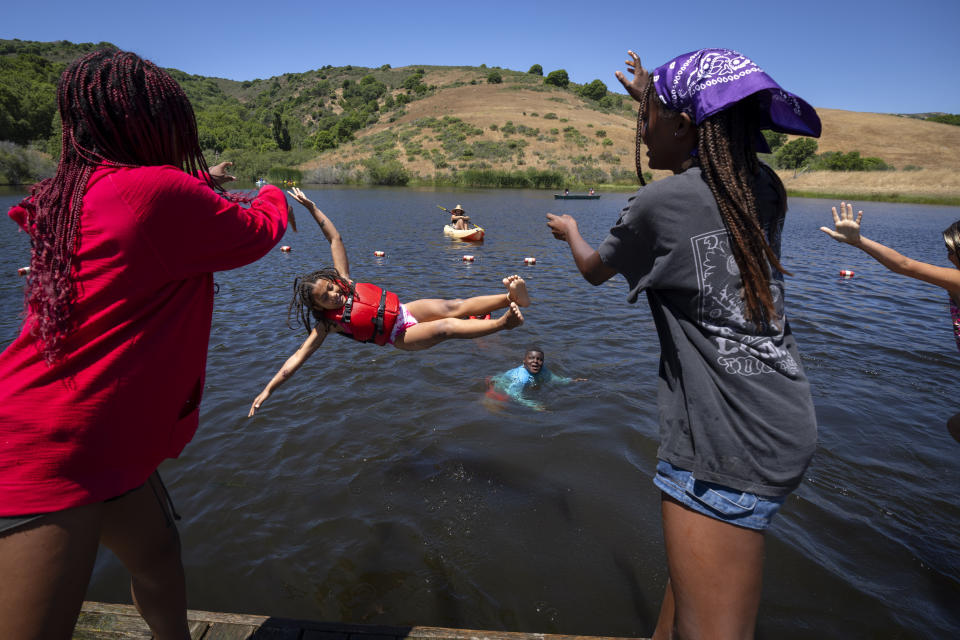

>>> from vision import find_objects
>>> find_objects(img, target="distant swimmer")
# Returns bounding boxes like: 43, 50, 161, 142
488, 347, 585, 411
249, 188, 531, 416
822, 202, 960, 443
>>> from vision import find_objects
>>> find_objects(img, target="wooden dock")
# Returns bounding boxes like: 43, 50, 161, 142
75, 601, 648, 640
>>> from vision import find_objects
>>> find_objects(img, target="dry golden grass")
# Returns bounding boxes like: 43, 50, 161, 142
301, 67, 960, 200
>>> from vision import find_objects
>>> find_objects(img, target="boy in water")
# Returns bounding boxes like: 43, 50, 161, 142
489, 348, 585, 411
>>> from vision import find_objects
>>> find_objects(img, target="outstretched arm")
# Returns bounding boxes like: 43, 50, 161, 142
248, 327, 328, 416
822, 202, 960, 297
288, 187, 349, 279
546, 213, 618, 285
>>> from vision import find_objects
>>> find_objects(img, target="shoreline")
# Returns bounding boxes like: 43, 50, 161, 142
3, 183, 959, 207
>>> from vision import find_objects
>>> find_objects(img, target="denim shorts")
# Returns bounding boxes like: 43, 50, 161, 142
653, 460, 785, 531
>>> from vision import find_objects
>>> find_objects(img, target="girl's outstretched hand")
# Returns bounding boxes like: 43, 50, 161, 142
287, 186, 316, 210
546, 213, 578, 241
820, 202, 863, 245
615, 50, 650, 103
248, 390, 270, 417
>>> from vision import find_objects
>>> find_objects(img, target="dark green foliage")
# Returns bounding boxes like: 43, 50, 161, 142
487, 70, 502, 84
762, 130, 787, 151
597, 94, 624, 111
527, 64, 543, 76
363, 154, 409, 185
453, 168, 564, 188
272, 112, 291, 151
544, 69, 570, 88
0, 53, 61, 144
926, 114, 960, 126
266, 166, 302, 182
810, 150, 892, 171
577, 79, 607, 101
543, 112, 558, 120
774, 137, 818, 169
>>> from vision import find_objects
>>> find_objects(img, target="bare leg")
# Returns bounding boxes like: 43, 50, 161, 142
395, 303, 523, 351
404, 276, 531, 322
653, 495, 765, 640
99, 473, 190, 640
0, 502, 104, 640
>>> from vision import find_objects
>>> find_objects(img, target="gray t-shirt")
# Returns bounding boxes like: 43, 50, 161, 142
598, 167, 817, 496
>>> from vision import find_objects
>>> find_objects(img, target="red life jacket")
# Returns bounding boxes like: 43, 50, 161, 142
323, 282, 400, 346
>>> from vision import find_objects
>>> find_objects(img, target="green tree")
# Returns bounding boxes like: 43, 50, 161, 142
487, 70, 502, 84
527, 64, 543, 76
762, 130, 787, 152
774, 137, 818, 171
577, 79, 607, 101
544, 69, 570, 88
272, 111, 291, 151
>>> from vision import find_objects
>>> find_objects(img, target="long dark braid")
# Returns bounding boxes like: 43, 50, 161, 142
634, 76, 788, 325
634, 79, 655, 186
698, 99, 790, 326
20, 49, 217, 363
288, 268, 355, 333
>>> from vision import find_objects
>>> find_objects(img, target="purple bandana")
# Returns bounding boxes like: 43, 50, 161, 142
651, 49, 821, 149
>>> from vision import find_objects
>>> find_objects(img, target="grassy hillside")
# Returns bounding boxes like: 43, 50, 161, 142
2, 39, 959, 202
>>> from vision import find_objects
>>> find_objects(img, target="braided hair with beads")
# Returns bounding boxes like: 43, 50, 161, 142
18, 49, 221, 363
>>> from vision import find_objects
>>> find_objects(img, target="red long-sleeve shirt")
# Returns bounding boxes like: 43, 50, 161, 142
0, 165, 287, 515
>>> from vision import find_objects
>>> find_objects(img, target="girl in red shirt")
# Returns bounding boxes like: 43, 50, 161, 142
0, 50, 288, 638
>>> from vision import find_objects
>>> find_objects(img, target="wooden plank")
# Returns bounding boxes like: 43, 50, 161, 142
73, 609, 152, 639
78, 602, 649, 640
203, 621, 257, 640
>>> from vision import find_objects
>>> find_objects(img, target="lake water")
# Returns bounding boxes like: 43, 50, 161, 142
1, 185, 958, 638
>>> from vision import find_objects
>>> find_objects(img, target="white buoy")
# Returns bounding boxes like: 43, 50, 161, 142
839, 269, 854, 278
524, 257, 536, 265
374, 250, 385, 257
17, 266, 30, 276
280, 246, 292, 252
462, 255, 475, 262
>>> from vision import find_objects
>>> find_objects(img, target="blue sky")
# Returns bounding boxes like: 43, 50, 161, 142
3, 0, 958, 114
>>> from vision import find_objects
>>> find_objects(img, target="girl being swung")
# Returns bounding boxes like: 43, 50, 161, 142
547, 49, 821, 638
248, 188, 528, 416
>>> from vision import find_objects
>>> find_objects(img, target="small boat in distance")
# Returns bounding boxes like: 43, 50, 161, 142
255, 178, 268, 188
554, 193, 601, 199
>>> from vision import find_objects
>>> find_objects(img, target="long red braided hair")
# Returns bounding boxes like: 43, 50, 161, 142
19, 50, 219, 363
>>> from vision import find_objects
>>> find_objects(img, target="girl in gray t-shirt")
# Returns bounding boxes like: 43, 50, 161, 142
547, 48, 821, 638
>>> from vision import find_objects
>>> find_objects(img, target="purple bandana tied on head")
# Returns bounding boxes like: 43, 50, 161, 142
651, 49, 821, 152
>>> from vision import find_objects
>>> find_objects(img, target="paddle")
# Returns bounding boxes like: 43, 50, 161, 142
437, 205, 450, 213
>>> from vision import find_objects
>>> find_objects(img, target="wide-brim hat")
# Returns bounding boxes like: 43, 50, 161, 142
451, 204, 465, 212
651, 49, 821, 152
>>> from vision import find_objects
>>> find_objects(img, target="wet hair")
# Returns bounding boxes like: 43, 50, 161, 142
943, 221, 960, 257
288, 268, 355, 333
635, 77, 789, 326
525, 347, 544, 358
19, 49, 219, 363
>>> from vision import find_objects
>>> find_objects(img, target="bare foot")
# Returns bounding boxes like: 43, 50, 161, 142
503, 275, 531, 307
501, 302, 524, 329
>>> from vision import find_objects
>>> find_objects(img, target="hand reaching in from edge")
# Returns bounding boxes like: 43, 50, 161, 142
615, 50, 650, 103
820, 202, 863, 246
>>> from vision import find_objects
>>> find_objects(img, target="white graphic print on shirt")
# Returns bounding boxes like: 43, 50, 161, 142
690, 228, 800, 377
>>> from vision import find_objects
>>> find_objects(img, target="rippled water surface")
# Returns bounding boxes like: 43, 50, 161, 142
2, 185, 958, 638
